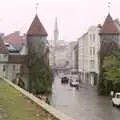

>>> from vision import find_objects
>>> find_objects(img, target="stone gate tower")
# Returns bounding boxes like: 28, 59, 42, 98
27, 14, 48, 63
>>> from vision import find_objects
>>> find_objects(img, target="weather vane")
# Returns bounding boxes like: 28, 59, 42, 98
108, 1, 111, 13
35, 2, 39, 14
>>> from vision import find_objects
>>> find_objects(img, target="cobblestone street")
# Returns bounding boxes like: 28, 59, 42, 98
49, 76, 120, 120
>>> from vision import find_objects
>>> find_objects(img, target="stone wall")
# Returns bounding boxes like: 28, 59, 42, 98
27, 36, 49, 64
6, 64, 21, 81
0, 63, 6, 77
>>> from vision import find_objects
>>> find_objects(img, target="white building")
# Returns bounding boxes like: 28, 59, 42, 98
78, 26, 100, 86
0, 37, 23, 81
48, 40, 68, 68
65, 41, 77, 70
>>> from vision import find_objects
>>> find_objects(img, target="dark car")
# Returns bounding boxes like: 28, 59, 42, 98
61, 76, 69, 84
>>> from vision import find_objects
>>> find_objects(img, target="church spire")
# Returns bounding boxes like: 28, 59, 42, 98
54, 17, 59, 44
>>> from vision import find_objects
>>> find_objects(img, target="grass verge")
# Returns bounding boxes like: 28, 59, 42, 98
0, 79, 57, 120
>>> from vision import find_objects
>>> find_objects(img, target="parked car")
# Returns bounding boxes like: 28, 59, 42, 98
61, 76, 69, 84
112, 92, 120, 107
70, 78, 79, 87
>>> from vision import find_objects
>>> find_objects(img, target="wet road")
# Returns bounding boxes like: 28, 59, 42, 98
49, 75, 120, 120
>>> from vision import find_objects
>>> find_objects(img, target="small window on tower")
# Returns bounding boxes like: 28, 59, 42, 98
3, 65, 6, 72
93, 34, 95, 42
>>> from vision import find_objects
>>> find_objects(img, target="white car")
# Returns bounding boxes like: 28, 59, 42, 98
112, 93, 120, 107
70, 79, 79, 87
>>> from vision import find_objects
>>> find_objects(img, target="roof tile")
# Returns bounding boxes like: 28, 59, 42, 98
5, 31, 26, 51
27, 15, 48, 36
100, 14, 120, 35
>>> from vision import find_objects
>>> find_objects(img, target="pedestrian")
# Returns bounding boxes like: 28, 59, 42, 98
46, 97, 50, 104
110, 91, 114, 97
76, 85, 79, 90
113, 91, 116, 97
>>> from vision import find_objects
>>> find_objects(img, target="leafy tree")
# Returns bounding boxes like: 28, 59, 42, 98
27, 43, 52, 95
102, 54, 120, 94
28, 57, 52, 95
98, 40, 120, 95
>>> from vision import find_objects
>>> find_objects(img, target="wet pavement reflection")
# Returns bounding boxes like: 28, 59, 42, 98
49, 76, 120, 120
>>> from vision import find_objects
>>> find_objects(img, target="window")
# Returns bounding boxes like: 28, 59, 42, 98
93, 47, 95, 55
116, 94, 120, 98
3, 65, 6, 72
90, 47, 95, 56
93, 34, 95, 42
90, 34, 95, 43
90, 35, 92, 42
90, 60, 95, 69
90, 47, 92, 55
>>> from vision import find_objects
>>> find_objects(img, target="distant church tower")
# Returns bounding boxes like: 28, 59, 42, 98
54, 17, 59, 47
53, 17, 59, 68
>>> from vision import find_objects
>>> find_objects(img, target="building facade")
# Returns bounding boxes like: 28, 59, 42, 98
64, 41, 77, 72
74, 13, 120, 87
77, 26, 101, 86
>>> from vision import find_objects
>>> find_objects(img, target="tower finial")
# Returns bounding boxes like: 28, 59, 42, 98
35, 2, 39, 14
108, 1, 111, 14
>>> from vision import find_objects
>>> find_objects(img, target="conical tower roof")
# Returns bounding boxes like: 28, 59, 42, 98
100, 14, 120, 35
0, 37, 9, 54
27, 15, 48, 36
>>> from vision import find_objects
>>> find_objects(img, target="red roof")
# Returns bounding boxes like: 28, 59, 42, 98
5, 31, 26, 50
27, 15, 48, 36
100, 14, 120, 35
0, 37, 9, 54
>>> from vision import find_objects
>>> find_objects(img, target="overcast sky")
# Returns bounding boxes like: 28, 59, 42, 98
0, 0, 119, 41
